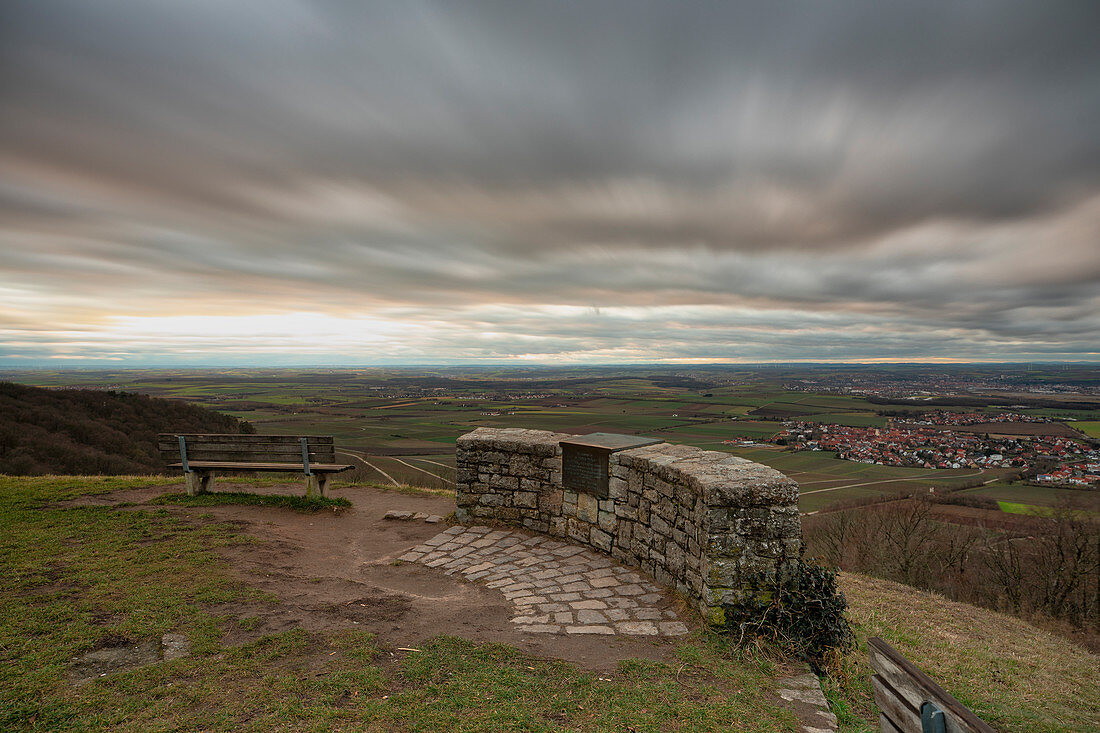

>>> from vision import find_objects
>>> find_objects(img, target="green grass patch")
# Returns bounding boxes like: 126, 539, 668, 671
151, 491, 352, 512
1073, 421, 1100, 438
0, 475, 262, 730
961, 482, 1097, 508
996, 500, 1050, 516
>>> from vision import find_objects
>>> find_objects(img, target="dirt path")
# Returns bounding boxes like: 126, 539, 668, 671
78, 483, 692, 670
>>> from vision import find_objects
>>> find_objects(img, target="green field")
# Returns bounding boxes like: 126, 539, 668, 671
1074, 421, 1100, 438
960, 482, 1100, 510
4, 366, 1095, 514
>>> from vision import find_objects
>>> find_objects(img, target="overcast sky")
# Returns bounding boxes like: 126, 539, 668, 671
2, 1, 1098, 365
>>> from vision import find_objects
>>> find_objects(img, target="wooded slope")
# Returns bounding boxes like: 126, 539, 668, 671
0, 382, 252, 475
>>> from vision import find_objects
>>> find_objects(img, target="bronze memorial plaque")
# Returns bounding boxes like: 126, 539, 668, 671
559, 433, 664, 498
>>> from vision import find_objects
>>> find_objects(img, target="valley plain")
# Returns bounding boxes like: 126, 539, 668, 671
6, 365, 1098, 516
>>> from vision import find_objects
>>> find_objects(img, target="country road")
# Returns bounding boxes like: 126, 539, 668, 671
798, 469, 989, 496
336, 448, 454, 487
335, 450, 399, 486
389, 456, 455, 485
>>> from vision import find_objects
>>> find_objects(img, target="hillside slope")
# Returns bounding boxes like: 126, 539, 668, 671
836, 572, 1099, 732
0, 382, 251, 475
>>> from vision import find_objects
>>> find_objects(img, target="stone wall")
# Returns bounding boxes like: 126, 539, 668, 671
455, 427, 802, 624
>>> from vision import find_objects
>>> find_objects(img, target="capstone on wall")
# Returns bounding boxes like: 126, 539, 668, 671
455, 427, 802, 624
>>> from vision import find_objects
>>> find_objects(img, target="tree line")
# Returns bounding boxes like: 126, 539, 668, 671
803, 498, 1100, 650
0, 382, 253, 475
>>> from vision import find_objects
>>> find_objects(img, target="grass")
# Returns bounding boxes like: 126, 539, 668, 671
834, 573, 1100, 733
961, 482, 1099, 509
1073, 421, 1100, 438
6, 473, 1098, 731
0, 475, 263, 730
151, 491, 352, 512
2, 474, 804, 732
996, 500, 1053, 516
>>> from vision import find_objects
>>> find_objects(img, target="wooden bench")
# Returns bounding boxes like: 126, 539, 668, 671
868, 637, 996, 733
159, 434, 353, 498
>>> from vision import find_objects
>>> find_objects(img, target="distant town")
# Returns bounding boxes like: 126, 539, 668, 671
774, 410, 1100, 487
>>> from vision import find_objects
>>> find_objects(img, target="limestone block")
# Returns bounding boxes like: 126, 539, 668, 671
615, 504, 638, 521
576, 492, 598, 524
615, 521, 633, 547
523, 518, 550, 533
589, 527, 613, 552
597, 508, 617, 532
653, 566, 673, 588
489, 474, 518, 491
549, 516, 567, 537
650, 513, 670, 537
514, 491, 539, 508
706, 558, 745, 588
666, 542, 686, 575
538, 491, 563, 513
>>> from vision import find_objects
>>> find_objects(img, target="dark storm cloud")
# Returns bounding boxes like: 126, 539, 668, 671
1, 0, 1098, 363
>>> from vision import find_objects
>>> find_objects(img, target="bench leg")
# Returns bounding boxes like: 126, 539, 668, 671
306, 473, 327, 498
186, 470, 214, 496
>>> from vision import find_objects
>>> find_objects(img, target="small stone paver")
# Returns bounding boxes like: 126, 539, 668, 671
401, 526, 691, 637
777, 672, 838, 732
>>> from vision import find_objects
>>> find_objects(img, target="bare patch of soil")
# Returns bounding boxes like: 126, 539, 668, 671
67, 633, 190, 685
85, 482, 693, 670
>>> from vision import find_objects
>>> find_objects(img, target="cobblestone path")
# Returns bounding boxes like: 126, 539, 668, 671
398, 525, 691, 637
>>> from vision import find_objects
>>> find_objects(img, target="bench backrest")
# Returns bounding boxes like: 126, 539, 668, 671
868, 637, 995, 733
158, 434, 338, 465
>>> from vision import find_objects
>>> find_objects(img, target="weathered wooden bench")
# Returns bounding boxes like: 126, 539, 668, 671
158, 434, 353, 498
868, 637, 996, 733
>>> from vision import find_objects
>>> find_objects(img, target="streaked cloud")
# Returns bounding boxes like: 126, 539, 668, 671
1, 1, 1098, 364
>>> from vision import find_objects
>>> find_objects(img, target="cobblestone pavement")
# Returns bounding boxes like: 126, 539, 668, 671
398, 525, 691, 637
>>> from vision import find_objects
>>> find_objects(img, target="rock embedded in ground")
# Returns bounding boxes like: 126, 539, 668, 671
161, 632, 191, 661
777, 671, 838, 732
383, 510, 414, 520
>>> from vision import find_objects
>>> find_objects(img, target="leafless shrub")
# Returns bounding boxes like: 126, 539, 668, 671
804, 498, 1100, 648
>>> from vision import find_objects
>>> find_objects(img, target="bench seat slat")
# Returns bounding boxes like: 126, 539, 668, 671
168, 461, 352, 473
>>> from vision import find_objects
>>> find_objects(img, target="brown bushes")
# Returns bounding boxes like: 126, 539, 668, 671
803, 499, 1100, 648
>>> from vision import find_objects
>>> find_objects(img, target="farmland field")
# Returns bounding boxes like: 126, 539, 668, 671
5, 366, 1097, 514
958, 482, 1099, 510
1074, 421, 1100, 438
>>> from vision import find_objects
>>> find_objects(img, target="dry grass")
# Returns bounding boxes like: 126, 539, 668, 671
832, 572, 1100, 733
